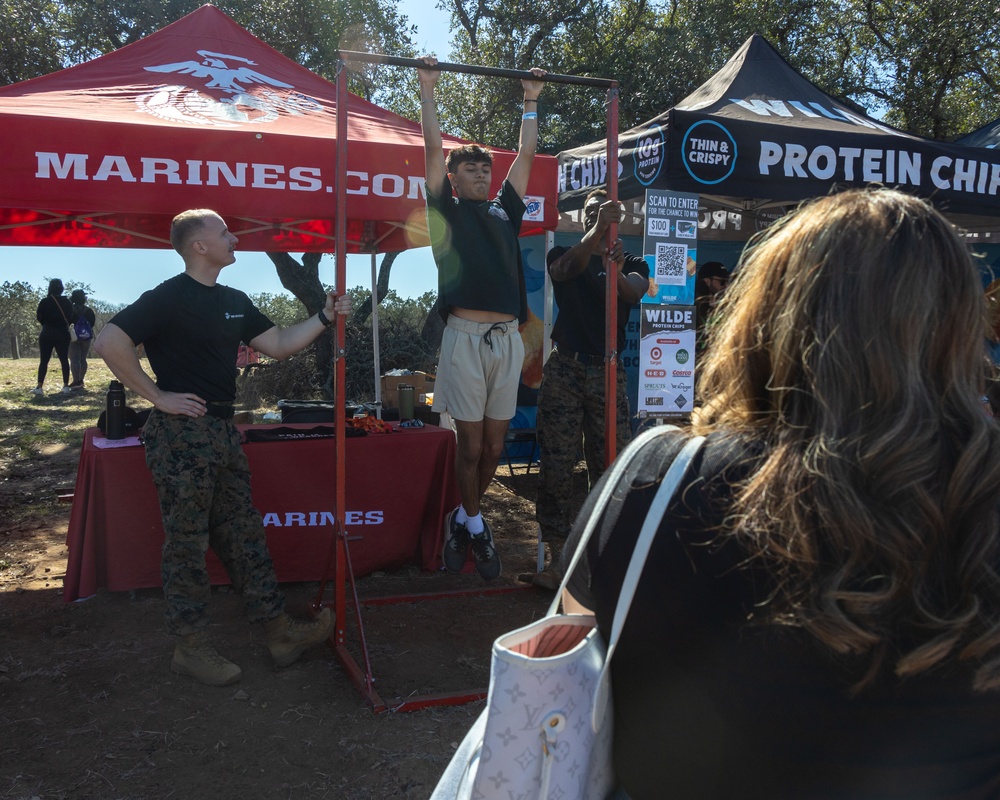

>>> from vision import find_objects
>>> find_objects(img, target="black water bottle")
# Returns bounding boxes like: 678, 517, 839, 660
106, 380, 126, 440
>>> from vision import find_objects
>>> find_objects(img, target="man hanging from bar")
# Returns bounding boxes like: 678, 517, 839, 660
418, 55, 546, 580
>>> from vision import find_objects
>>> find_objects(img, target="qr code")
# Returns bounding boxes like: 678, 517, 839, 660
655, 242, 688, 285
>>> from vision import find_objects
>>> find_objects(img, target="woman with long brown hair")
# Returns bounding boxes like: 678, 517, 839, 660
563, 187, 1000, 798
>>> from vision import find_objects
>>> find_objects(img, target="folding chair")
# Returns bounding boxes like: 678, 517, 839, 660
501, 427, 538, 475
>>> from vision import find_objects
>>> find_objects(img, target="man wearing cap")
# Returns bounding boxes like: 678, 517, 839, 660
527, 188, 649, 589
695, 261, 730, 353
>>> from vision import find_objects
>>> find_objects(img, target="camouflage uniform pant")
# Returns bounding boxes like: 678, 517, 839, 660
535, 349, 632, 544
144, 409, 284, 636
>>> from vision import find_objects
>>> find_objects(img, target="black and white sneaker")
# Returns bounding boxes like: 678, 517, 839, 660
468, 520, 501, 581
442, 506, 470, 572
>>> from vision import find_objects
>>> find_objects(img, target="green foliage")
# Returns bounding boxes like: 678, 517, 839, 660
0, 359, 120, 519
54, 0, 418, 107
236, 351, 322, 410
433, 0, 1000, 147
344, 287, 437, 401
0, 281, 42, 358
236, 288, 437, 408
847, 0, 1000, 138
0, 0, 63, 84
249, 292, 311, 329
5, 0, 1000, 144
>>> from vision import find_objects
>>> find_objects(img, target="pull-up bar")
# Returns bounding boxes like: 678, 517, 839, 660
324, 52, 620, 712
338, 51, 618, 89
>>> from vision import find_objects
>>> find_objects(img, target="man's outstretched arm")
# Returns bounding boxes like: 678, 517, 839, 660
418, 56, 447, 195
506, 68, 546, 198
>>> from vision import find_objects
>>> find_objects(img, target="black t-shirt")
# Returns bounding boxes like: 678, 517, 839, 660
565, 431, 1000, 799
36, 294, 73, 331
110, 273, 273, 402
426, 177, 528, 323
546, 246, 649, 355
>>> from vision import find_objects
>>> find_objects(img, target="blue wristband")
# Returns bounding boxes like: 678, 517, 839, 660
522, 111, 538, 120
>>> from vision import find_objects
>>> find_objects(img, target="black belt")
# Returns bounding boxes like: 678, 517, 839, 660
205, 401, 235, 421
554, 347, 607, 367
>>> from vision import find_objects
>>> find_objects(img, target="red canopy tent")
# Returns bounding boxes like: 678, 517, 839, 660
0, 4, 558, 253
0, 5, 565, 712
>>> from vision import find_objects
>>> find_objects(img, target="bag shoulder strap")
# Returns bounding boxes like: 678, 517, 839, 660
547, 424, 681, 617
605, 434, 705, 658
53, 296, 71, 325
589, 433, 705, 731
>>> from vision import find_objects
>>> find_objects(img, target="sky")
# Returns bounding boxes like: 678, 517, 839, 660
5, 1, 454, 307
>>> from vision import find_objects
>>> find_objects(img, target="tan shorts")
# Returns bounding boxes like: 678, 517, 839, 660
432, 315, 524, 422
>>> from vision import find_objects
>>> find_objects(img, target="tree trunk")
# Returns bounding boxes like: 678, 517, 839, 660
420, 307, 445, 355
353, 251, 400, 326
265, 251, 335, 398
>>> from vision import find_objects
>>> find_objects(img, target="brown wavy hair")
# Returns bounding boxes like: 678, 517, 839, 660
692, 187, 1000, 691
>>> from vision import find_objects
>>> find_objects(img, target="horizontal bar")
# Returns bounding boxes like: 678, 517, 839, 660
338, 50, 617, 89
353, 583, 534, 607
388, 689, 488, 713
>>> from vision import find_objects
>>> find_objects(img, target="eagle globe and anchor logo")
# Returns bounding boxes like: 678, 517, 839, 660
136, 49, 323, 127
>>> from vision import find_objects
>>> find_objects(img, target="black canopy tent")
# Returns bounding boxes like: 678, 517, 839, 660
557, 35, 1000, 236
959, 118, 1000, 151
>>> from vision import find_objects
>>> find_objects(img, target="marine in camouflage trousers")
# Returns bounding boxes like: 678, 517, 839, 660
143, 409, 284, 636
535, 349, 632, 546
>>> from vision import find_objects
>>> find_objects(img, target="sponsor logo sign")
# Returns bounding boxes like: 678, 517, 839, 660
681, 120, 738, 185
638, 305, 696, 419
523, 194, 545, 223
633, 124, 665, 186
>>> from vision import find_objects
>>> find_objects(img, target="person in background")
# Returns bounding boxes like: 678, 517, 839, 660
527, 189, 648, 590
94, 208, 352, 687
693, 260, 729, 352
68, 289, 96, 391
418, 55, 546, 581
32, 278, 73, 396
564, 188, 1000, 798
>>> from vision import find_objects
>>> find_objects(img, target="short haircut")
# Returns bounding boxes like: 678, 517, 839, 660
446, 144, 493, 174
47, 278, 64, 295
584, 188, 608, 206
170, 209, 218, 255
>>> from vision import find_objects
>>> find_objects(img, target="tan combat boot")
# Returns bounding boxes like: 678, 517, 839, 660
262, 607, 335, 667
517, 536, 565, 592
171, 631, 243, 686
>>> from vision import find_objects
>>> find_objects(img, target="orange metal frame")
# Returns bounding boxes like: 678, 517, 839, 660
317, 53, 618, 713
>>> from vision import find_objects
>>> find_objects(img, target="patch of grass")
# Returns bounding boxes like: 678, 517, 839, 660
0, 356, 283, 451
0, 356, 292, 519
0, 359, 116, 454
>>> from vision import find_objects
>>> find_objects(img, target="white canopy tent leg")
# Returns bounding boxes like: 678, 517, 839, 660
371, 252, 382, 419
543, 229, 554, 361
536, 228, 555, 572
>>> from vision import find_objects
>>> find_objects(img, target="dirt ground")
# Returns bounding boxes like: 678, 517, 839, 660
0, 416, 581, 799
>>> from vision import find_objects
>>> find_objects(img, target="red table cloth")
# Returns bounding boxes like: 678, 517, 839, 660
64, 423, 460, 601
